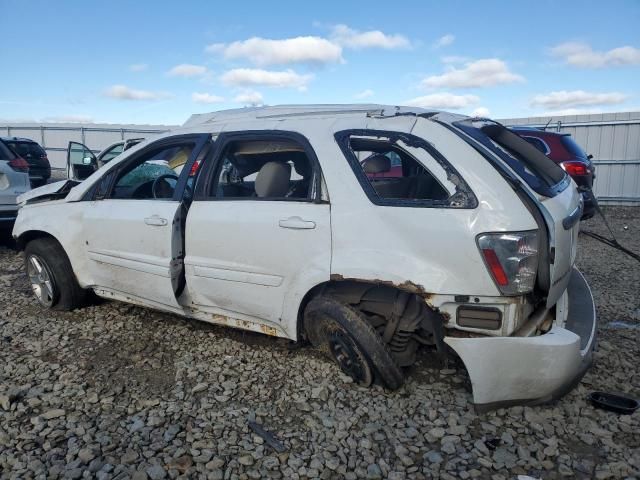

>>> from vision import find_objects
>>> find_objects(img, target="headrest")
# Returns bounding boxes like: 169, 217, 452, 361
362, 154, 391, 174
255, 162, 291, 197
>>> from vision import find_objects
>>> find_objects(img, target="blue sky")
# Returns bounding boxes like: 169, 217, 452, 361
1, 0, 639, 125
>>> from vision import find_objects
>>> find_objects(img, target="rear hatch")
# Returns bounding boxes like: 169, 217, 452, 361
447, 118, 581, 307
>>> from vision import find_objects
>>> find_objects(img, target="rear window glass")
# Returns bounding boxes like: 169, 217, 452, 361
6, 141, 46, 159
522, 136, 549, 154
560, 136, 588, 159
0, 141, 17, 160
454, 120, 567, 197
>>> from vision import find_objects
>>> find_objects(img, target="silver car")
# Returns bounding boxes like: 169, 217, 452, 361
0, 139, 30, 225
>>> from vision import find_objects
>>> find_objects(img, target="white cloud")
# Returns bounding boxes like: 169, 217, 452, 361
42, 114, 94, 123
104, 85, 171, 101
207, 36, 343, 66
355, 89, 374, 99
192, 92, 225, 104
550, 42, 640, 68
470, 107, 490, 117
234, 90, 264, 106
129, 63, 148, 72
441, 55, 469, 64
220, 68, 312, 90
433, 34, 455, 49
423, 59, 524, 89
330, 24, 410, 49
404, 93, 480, 110
167, 64, 208, 77
530, 90, 628, 109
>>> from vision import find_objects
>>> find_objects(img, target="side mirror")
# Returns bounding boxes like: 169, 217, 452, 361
587, 154, 593, 160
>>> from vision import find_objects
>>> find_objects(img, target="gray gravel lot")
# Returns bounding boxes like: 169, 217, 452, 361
0, 207, 638, 480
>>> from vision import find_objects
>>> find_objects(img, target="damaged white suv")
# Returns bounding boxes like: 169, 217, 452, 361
13, 105, 596, 410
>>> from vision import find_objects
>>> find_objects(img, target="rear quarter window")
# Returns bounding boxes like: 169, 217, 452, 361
335, 129, 477, 208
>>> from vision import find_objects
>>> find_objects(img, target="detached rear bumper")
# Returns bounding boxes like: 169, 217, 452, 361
445, 268, 596, 412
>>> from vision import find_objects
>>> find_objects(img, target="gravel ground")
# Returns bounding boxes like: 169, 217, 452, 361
0, 207, 638, 480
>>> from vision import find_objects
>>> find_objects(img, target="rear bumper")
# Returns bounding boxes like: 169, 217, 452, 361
445, 268, 596, 411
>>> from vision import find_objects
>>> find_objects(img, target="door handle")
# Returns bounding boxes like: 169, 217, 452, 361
144, 215, 168, 226
278, 216, 316, 230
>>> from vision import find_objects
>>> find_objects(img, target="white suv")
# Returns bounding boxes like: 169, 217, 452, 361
13, 105, 596, 410
0, 139, 30, 225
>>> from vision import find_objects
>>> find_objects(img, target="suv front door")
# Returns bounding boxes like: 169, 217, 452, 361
67, 141, 98, 181
82, 134, 211, 310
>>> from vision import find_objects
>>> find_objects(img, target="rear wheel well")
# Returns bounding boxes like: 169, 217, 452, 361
297, 279, 446, 367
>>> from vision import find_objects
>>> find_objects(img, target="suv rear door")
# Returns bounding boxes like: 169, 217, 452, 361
184, 131, 331, 329
449, 118, 581, 307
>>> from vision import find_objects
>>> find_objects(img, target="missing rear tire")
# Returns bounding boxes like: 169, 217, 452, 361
304, 296, 404, 390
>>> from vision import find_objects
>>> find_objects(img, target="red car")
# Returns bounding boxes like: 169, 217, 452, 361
510, 128, 596, 219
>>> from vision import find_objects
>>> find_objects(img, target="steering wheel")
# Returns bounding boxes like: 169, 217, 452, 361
152, 174, 179, 199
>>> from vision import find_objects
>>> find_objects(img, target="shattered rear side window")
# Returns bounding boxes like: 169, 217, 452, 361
335, 129, 477, 209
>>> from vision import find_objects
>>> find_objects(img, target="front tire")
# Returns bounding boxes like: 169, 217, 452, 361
24, 237, 88, 311
304, 296, 404, 389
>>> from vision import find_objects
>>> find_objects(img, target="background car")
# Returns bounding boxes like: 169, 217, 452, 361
511, 127, 596, 219
66, 138, 144, 181
0, 139, 30, 226
1, 136, 51, 187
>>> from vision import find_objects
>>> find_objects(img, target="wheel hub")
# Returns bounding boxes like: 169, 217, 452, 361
328, 331, 368, 383
26, 255, 54, 307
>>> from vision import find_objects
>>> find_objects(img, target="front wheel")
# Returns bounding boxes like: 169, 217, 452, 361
24, 237, 89, 310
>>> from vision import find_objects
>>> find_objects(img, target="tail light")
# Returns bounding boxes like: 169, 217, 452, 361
561, 161, 589, 176
477, 231, 538, 295
189, 160, 201, 177
8, 157, 30, 173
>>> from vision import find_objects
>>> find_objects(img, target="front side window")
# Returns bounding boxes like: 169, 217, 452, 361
336, 130, 476, 208
210, 138, 316, 201
109, 143, 194, 200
